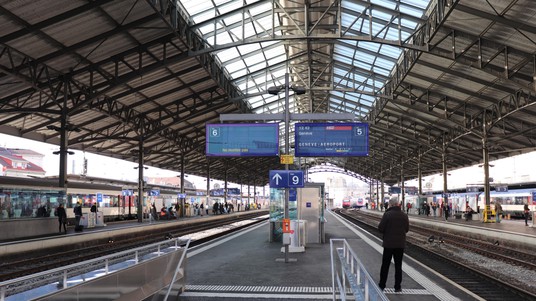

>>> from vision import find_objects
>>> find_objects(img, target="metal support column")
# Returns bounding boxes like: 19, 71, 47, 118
247, 179, 251, 206
283, 72, 291, 263
442, 150, 449, 218
58, 113, 68, 188
376, 180, 379, 210
206, 161, 210, 208
380, 177, 385, 209
137, 140, 144, 223
400, 161, 405, 208
180, 155, 185, 217
224, 164, 228, 205
418, 150, 423, 195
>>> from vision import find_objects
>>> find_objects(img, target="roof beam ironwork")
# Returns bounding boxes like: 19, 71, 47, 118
369, 0, 460, 122
186, 0, 429, 56
428, 27, 536, 91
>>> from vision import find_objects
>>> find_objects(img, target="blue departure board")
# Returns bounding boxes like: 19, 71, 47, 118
206, 123, 279, 156
294, 122, 369, 157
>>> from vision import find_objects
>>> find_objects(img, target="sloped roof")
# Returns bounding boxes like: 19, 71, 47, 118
0, 0, 535, 185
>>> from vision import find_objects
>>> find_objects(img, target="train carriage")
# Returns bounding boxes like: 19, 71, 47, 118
0, 175, 197, 222
433, 187, 534, 219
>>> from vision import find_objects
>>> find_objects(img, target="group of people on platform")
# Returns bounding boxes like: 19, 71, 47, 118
418, 202, 451, 220
212, 202, 233, 215
154, 204, 177, 220
147, 201, 263, 221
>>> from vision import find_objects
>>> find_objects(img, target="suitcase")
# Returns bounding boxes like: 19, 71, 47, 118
75, 225, 83, 232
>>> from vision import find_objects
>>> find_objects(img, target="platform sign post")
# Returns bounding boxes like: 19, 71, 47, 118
269, 170, 304, 188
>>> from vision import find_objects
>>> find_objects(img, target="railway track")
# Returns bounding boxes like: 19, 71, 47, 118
0, 212, 267, 282
335, 209, 536, 301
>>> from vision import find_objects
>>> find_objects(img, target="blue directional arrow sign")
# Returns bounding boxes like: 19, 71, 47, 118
269, 170, 304, 188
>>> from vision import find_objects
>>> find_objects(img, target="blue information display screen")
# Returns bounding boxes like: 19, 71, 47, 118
206, 123, 279, 156
294, 122, 369, 157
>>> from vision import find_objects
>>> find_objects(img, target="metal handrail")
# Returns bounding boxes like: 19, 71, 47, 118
163, 238, 190, 301
0, 237, 190, 300
330, 238, 388, 301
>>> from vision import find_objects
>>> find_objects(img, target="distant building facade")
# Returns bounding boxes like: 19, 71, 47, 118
0, 148, 45, 177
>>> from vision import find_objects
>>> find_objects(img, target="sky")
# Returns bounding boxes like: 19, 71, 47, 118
2, 133, 536, 193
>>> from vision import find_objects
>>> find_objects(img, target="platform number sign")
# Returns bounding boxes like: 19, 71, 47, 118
269, 170, 304, 188
210, 127, 221, 137
206, 123, 279, 156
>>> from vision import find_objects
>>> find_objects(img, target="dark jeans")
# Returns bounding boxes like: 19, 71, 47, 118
379, 248, 404, 290
58, 219, 67, 233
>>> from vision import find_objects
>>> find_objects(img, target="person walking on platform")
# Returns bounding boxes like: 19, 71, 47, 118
495, 201, 502, 223
524, 203, 530, 226
56, 203, 67, 234
378, 197, 409, 293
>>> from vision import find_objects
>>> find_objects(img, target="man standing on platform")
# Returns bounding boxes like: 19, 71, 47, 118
378, 197, 409, 293
74, 201, 83, 231
495, 201, 502, 223
56, 203, 67, 234
90, 202, 97, 225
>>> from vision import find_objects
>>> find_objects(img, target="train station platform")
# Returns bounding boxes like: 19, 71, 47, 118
0, 209, 268, 259
404, 209, 536, 249
179, 209, 480, 300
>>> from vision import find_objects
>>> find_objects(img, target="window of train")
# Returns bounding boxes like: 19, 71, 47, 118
0, 188, 64, 219
514, 196, 528, 205
68, 193, 118, 208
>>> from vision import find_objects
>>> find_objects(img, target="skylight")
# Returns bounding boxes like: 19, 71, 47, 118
179, 0, 431, 118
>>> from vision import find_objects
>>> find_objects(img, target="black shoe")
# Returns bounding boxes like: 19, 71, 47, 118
394, 288, 402, 293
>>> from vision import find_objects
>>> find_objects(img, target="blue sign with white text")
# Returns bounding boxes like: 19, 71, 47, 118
289, 188, 297, 201
269, 170, 304, 188
295, 122, 369, 157
96, 193, 103, 203
206, 123, 279, 156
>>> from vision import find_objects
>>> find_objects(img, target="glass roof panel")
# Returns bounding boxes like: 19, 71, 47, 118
179, 0, 431, 118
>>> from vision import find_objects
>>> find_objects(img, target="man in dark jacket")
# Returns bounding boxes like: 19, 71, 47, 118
378, 197, 409, 292
74, 202, 83, 230
56, 203, 67, 234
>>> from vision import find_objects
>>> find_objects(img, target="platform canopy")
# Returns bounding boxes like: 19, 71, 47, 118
1, 0, 535, 185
